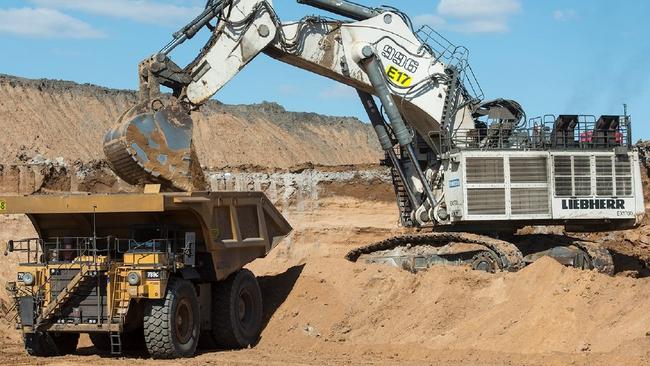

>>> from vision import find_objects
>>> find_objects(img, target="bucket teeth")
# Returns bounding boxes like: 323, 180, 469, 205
103, 99, 206, 192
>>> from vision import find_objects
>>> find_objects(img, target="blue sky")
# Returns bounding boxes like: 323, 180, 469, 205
1, 0, 648, 139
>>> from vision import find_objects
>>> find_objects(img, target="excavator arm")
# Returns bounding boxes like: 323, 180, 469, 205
104, 0, 522, 224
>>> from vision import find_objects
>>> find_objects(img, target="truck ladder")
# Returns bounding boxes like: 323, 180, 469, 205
109, 271, 130, 324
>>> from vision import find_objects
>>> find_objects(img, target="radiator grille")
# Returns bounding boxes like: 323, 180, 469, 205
595, 156, 613, 196
467, 188, 505, 215
466, 158, 503, 183
615, 157, 632, 196
511, 188, 549, 215
510, 157, 547, 183
554, 156, 572, 175
50, 269, 108, 323
554, 154, 634, 197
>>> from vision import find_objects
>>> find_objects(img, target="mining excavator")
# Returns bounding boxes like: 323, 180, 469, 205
104, 0, 645, 274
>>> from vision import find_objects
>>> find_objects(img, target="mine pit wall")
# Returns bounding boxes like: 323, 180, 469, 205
0, 162, 393, 207
0, 162, 132, 195
207, 169, 393, 209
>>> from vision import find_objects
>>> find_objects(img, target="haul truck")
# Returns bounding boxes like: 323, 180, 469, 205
2, 189, 292, 358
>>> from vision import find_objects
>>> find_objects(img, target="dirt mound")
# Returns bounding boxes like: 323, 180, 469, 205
249, 256, 650, 359
0, 74, 382, 169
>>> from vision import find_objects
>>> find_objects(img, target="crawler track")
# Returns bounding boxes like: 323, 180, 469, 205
346, 232, 615, 275
573, 240, 615, 275
346, 232, 526, 272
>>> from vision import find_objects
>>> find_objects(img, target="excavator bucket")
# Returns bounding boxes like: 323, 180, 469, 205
103, 98, 206, 192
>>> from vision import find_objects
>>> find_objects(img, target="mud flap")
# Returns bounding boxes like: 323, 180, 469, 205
18, 296, 35, 327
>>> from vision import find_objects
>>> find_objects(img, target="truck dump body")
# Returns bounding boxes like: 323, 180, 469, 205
2, 190, 292, 358
1, 191, 292, 280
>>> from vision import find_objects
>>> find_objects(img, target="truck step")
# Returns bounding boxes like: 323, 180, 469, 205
110, 332, 122, 355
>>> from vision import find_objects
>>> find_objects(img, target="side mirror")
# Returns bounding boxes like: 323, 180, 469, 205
184, 232, 196, 266
4, 240, 14, 256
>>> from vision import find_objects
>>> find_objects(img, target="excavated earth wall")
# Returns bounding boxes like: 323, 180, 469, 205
0, 74, 382, 169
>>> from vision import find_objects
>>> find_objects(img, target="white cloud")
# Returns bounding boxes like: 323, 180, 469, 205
319, 84, 356, 100
278, 84, 300, 95
453, 19, 509, 34
435, 0, 522, 34
438, 0, 521, 19
414, 14, 447, 29
30, 0, 202, 25
553, 10, 578, 22
0, 7, 105, 38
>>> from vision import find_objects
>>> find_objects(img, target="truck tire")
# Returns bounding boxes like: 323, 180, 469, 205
89, 333, 111, 352
212, 269, 263, 349
52, 332, 79, 355
25, 332, 79, 356
143, 278, 200, 359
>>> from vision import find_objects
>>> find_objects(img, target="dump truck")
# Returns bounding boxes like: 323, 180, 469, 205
2, 189, 292, 358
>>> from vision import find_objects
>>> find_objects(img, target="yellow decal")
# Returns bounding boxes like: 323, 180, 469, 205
0, 201, 5, 211
386, 65, 413, 87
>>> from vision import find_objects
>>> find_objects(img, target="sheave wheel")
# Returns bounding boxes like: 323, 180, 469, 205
212, 269, 263, 349
143, 278, 200, 359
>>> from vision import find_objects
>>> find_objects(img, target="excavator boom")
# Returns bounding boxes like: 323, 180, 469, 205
103, 0, 485, 192
103, 0, 644, 235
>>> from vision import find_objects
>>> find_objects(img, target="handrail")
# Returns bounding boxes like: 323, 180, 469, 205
10, 236, 181, 266
441, 114, 632, 151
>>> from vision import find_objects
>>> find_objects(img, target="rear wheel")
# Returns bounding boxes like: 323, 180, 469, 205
143, 278, 200, 359
212, 269, 263, 349
24, 332, 79, 356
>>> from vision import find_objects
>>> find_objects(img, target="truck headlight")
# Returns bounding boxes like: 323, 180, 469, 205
127, 272, 141, 286
21, 272, 34, 286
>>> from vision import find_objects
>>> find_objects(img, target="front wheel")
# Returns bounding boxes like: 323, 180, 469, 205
143, 278, 200, 359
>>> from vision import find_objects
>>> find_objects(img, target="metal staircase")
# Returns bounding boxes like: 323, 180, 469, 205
387, 148, 414, 227
109, 271, 130, 323
37, 263, 106, 327
439, 67, 462, 153
107, 271, 130, 355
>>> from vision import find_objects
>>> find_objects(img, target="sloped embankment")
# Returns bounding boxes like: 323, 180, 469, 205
0, 74, 382, 169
